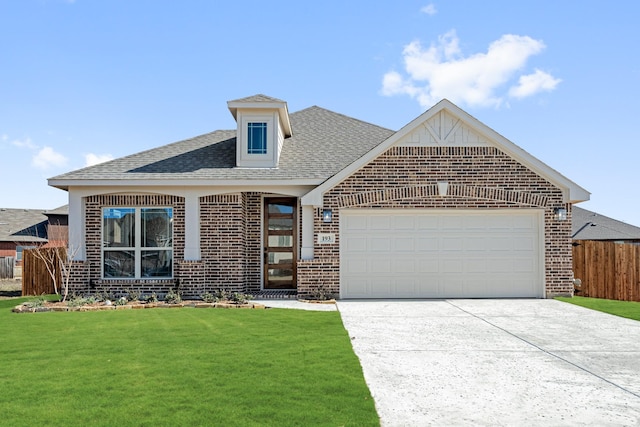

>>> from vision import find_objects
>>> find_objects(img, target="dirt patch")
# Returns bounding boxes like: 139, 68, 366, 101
0, 279, 22, 299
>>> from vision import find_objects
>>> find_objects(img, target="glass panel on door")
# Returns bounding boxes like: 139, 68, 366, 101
264, 198, 297, 290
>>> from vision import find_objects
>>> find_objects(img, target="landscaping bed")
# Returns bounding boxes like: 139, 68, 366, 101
13, 289, 264, 313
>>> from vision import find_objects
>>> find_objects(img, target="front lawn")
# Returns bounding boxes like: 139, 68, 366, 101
0, 298, 378, 426
556, 296, 640, 321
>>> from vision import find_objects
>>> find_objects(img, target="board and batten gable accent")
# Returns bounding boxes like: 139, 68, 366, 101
398, 109, 491, 147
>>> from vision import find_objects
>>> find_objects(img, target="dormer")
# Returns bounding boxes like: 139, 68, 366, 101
227, 94, 292, 168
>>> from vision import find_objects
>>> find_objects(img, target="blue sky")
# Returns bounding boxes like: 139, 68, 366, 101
2, 0, 639, 226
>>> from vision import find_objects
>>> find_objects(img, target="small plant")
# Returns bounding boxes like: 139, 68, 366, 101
114, 296, 128, 306
200, 292, 217, 303
125, 288, 141, 302
93, 290, 115, 303
24, 296, 47, 309
67, 294, 90, 307
228, 292, 253, 305
214, 289, 231, 301
142, 292, 158, 304
308, 283, 336, 301
164, 289, 182, 304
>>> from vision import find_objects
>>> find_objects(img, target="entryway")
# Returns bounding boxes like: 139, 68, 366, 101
263, 197, 297, 290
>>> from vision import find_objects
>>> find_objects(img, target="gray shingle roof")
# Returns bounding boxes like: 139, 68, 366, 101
49, 106, 395, 185
572, 206, 640, 241
0, 208, 48, 243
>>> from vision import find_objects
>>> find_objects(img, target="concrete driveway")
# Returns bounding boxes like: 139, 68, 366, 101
337, 299, 640, 426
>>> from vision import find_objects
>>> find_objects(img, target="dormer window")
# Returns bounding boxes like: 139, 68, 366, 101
247, 122, 268, 154
227, 94, 292, 168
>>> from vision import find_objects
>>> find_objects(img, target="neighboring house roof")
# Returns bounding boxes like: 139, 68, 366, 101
0, 208, 48, 243
572, 206, 640, 241
44, 205, 69, 215
48, 106, 394, 189
302, 99, 590, 206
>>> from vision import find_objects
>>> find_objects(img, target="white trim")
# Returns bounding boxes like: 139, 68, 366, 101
302, 99, 590, 207
184, 192, 200, 261
301, 205, 314, 260
49, 179, 323, 190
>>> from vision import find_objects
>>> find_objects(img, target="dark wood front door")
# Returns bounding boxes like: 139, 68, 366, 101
264, 197, 297, 289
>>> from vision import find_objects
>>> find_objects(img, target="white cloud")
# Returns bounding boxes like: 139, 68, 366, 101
509, 69, 562, 98
12, 137, 37, 150
84, 153, 114, 166
420, 4, 437, 15
32, 146, 68, 170
381, 30, 560, 108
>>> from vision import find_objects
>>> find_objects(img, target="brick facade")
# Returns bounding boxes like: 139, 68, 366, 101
67, 146, 574, 299
297, 146, 574, 298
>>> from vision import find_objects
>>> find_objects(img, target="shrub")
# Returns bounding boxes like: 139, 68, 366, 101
228, 292, 253, 305
164, 289, 182, 304
23, 296, 47, 309
142, 292, 158, 304
200, 292, 217, 303
125, 288, 141, 302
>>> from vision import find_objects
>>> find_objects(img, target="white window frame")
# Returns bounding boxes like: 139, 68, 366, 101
102, 207, 173, 279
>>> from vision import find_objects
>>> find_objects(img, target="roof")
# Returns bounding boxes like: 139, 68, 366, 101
572, 206, 640, 241
44, 205, 69, 215
302, 99, 590, 206
0, 208, 48, 243
49, 105, 394, 189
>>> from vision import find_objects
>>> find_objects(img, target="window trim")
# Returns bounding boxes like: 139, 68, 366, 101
101, 207, 173, 279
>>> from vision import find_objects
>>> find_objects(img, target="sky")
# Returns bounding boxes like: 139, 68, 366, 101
1, 0, 639, 226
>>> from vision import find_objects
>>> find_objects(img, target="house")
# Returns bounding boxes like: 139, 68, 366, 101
572, 206, 640, 244
48, 95, 589, 299
0, 208, 48, 269
0, 206, 70, 271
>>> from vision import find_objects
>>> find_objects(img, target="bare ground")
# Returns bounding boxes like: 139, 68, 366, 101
0, 278, 22, 299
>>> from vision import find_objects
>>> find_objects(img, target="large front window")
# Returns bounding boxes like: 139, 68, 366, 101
102, 207, 173, 278
247, 122, 267, 154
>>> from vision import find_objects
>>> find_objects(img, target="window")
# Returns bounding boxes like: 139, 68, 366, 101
16, 246, 36, 261
102, 207, 173, 278
247, 122, 267, 154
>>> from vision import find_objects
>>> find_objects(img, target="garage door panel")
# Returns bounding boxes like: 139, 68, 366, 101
392, 215, 415, 229
344, 236, 367, 252
370, 216, 391, 230
341, 210, 543, 299
370, 237, 391, 252
393, 237, 415, 252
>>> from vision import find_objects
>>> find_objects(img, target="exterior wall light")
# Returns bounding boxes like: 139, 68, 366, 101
322, 209, 332, 223
554, 208, 567, 221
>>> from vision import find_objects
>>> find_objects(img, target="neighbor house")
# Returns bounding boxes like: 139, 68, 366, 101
48, 95, 589, 299
0, 206, 69, 274
572, 206, 640, 244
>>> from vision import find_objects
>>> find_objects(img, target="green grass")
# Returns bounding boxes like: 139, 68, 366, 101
0, 298, 378, 426
556, 296, 640, 321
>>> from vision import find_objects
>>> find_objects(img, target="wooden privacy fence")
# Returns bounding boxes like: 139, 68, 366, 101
573, 240, 640, 301
22, 248, 64, 296
0, 257, 14, 279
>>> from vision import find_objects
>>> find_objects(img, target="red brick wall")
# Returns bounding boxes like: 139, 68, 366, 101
298, 146, 573, 298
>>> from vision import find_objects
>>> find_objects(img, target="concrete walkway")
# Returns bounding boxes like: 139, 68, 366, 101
337, 299, 640, 426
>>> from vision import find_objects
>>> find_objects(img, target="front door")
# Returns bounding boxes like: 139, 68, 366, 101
264, 197, 297, 289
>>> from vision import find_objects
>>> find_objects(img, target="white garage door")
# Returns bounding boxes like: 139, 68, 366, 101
340, 209, 544, 299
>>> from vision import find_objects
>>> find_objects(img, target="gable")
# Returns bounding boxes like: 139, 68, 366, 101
398, 109, 490, 147
301, 99, 590, 206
